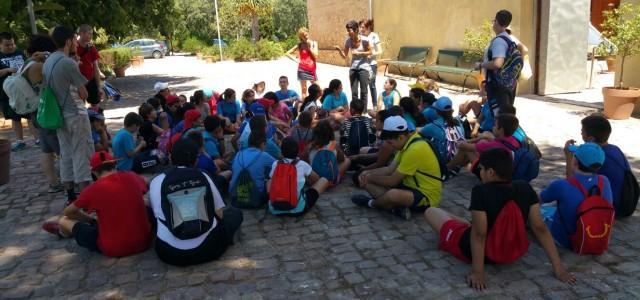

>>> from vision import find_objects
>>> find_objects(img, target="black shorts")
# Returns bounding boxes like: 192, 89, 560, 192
486, 82, 515, 109
72, 222, 100, 252
85, 78, 100, 105
0, 100, 31, 122
397, 183, 429, 212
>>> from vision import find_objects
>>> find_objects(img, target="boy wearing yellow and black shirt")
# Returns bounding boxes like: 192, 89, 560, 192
352, 116, 443, 220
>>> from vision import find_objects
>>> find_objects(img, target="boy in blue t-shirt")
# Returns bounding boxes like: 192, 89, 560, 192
275, 76, 300, 114
565, 114, 633, 215
541, 142, 613, 249
202, 115, 231, 171
112, 113, 159, 173
229, 130, 276, 201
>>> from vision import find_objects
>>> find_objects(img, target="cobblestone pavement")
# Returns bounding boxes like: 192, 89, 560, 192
1, 57, 640, 299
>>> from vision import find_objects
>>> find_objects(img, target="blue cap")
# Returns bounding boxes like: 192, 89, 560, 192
422, 107, 439, 122
568, 142, 605, 168
249, 102, 266, 116
433, 96, 453, 112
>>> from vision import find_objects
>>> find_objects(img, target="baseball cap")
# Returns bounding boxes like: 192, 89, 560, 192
380, 116, 409, 140
183, 109, 202, 130
153, 82, 169, 93
258, 98, 275, 108
433, 97, 453, 112
90, 151, 118, 171
408, 82, 426, 90
166, 94, 179, 105
568, 142, 605, 169
88, 109, 105, 121
249, 102, 266, 116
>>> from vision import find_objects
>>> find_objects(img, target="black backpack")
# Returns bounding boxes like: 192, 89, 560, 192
344, 118, 374, 156
606, 153, 639, 217
160, 168, 217, 240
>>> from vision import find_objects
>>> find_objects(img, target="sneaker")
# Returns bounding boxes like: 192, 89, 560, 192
351, 194, 373, 208
391, 207, 411, 220
42, 221, 63, 238
48, 184, 64, 193
34, 139, 41, 147
11, 141, 26, 152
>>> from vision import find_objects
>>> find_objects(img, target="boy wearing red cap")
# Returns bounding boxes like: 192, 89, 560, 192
42, 151, 153, 257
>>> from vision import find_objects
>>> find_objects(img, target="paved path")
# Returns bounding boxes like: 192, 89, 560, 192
1, 56, 640, 299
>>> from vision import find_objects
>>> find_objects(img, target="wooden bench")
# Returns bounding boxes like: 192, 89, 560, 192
379, 46, 431, 78
422, 49, 480, 92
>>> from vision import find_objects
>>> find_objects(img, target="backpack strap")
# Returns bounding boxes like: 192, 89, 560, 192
406, 137, 444, 182
567, 177, 588, 198
497, 138, 517, 151
568, 176, 603, 197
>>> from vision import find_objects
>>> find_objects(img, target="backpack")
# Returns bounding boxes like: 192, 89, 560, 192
294, 128, 311, 157
268, 159, 304, 213
488, 35, 523, 89
498, 139, 539, 182
345, 118, 373, 156
560, 176, 615, 255
230, 152, 265, 208
3, 61, 39, 115
311, 142, 340, 184
605, 153, 640, 217
407, 137, 448, 182
435, 121, 465, 162
159, 167, 216, 240
157, 129, 172, 156
485, 185, 529, 263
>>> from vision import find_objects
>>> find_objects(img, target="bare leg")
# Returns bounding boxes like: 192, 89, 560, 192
27, 119, 39, 141
424, 207, 469, 233
311, 177, 330, 194
57, 216, 78, 237
12, 120, 23, 141
371, 187, 414, 210
338, 158, 351, 175
300, 80, 308, 99
41, 153, 59, 185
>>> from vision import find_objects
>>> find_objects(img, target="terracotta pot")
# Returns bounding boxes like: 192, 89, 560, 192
606, 57, 616, 72
114, 67, 127, 78
196, 53, 204, 60
602, 87, 640, 120
205, 56, 214, 63
136, 56, 144, 64
130, 58, 141, 67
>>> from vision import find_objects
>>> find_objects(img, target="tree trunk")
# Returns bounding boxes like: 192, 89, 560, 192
251, 14, 259, 43
619, 54, 626, 88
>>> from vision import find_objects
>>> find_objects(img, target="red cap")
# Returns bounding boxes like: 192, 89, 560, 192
258, 98, 275, 108
166, 94, 179, 105
183, 109, 202, 129
90, 151, 117, 171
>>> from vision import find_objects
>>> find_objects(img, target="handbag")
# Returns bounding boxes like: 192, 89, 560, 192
37, 56, 67, 130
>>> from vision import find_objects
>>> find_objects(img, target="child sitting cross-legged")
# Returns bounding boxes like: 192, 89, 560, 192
266, 137, 330, 216
424, 148, 576, 290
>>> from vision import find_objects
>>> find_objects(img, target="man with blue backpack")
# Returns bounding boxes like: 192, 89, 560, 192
475, 9, 523, 132
351, 116, 443, 220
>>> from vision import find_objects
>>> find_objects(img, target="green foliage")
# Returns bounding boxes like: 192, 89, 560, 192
272, 0, 307, 40
99, 47, 133, 70
461, 20, 493, 62
228, 39, 256, 61
181, 37, 207, 54
601, 3, 640, 88
280, 35, 299, 52
255, 39, 284, 60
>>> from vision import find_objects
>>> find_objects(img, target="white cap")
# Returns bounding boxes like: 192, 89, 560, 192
153, 82, 169, 93
381, 116, 408, 140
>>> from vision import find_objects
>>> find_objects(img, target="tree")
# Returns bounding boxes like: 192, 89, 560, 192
601, 3, 640, 88
272, 0, 307, 40
235, 0, 274, 43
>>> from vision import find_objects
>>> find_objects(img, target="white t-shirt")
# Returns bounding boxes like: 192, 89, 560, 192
269, 158, 312, 195
150, 169, 225, 250
302, 100, 320, 112
366, 32, 381, 65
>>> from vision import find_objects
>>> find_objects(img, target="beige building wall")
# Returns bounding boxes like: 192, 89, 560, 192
371, 0, 536, 94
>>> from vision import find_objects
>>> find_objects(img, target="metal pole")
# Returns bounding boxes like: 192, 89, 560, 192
369, 0, 372, 19
26, 0, 37, 34
214, 0, 223, 61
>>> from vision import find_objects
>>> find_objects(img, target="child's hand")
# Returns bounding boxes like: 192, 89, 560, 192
554, 267, 576, 285
466, 271, 486, 291
563, 139, 575, 157
358, 171, 369, 187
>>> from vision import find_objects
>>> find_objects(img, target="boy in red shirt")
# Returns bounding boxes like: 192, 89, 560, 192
42, 151, 152, 257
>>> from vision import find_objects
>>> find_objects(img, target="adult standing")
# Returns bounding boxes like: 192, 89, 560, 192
335, 20, 372, 108
0, 32, 39, 151
76, 25, 102, 107
43, 26, 93, 205
474, 9, 517, 112
286, 27, 318, 100
359, 19, 383, 111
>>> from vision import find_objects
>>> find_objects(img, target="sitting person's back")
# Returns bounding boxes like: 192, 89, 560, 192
150, 138, 242, 266
420, 97, 465, 162
340, 99, 375, 156
238, 114, 281, 159
230, 130, 277, 206
306, 120, 351, 185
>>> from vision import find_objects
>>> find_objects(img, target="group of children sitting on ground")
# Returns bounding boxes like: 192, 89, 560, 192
41, 75, 639, 289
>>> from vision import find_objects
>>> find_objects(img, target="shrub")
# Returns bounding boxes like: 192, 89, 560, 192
99, 47, 133, 69
256, 39, 284, 60
461, 20, 493, 62
182, 37, 207, 54
280, 35, 299, 52
228, 39, 256, 62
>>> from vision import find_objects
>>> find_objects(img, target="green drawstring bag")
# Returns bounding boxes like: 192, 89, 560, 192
36, 56, 65, 130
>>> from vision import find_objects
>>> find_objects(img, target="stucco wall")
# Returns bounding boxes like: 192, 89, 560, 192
371, 0, 536, 94
307, 0, 370, 66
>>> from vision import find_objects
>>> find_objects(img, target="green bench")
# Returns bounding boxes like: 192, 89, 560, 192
380, 46, 431, 77
422, 49, 480, 92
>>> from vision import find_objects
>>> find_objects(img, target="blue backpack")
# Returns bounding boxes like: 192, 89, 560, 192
499, 139, 539, 182
488, 35, 523, 90
311, 143, 339, 184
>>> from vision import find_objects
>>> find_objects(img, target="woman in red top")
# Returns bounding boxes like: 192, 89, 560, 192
286, 27, 318, 99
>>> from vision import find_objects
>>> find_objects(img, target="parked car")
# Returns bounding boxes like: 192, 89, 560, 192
122, 39, 166, 59
211, 39, 228, 48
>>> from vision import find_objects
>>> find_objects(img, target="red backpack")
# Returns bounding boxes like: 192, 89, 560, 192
485, 191, 530, 264
268, 159, 300, 211
564, 176, 615, 255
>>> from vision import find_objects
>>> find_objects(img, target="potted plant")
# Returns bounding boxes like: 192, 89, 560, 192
113, 47, 133, 77
600, 3, 640, 120
594, 42, 617, 72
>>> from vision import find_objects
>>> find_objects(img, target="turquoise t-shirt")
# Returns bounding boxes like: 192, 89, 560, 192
322, 92, 348, 110
381, 90, 399, 110
112, 129, 135, 171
